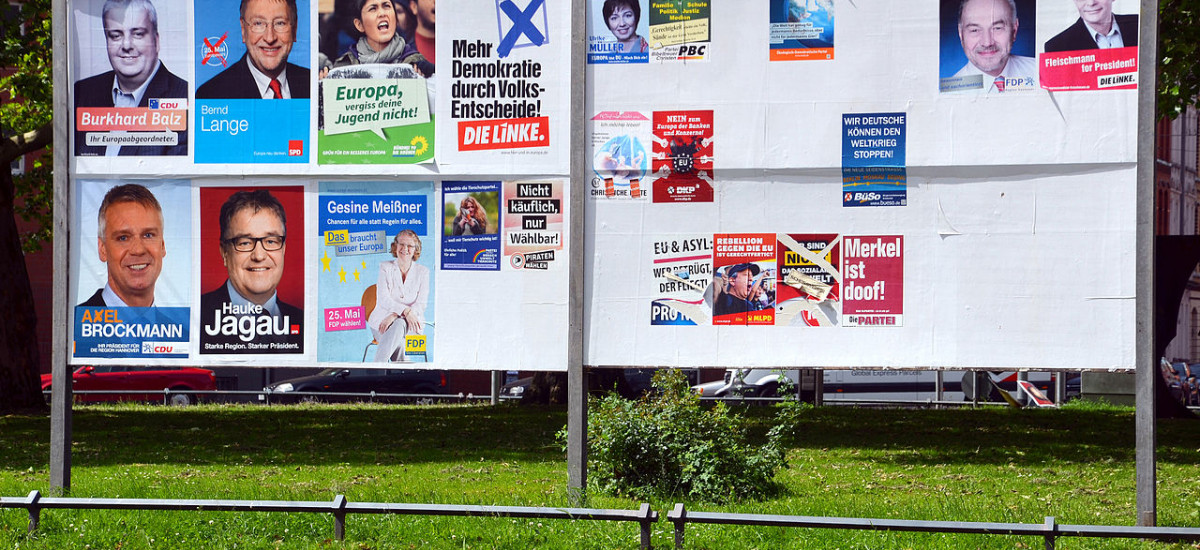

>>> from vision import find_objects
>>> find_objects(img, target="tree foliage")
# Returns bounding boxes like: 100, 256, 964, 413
1158, 0, 1200, 117
0, 0, 52, 412
1, 0, 53, 251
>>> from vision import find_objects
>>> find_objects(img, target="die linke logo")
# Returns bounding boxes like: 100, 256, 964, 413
289, 140, 303, 156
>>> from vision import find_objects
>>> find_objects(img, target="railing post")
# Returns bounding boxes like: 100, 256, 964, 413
25, 490, 41, 533
1043, 516, 1056, 550
332, 494, 348, 540
163, 388, 170, 406
667, 503, 686, 549
637, 502, 654, 550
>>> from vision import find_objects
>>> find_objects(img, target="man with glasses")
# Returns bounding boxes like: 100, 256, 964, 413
201, 189, 304, 353
196, 0, 310, 99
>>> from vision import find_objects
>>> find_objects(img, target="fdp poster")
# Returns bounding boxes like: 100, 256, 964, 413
317, 181, 436, 362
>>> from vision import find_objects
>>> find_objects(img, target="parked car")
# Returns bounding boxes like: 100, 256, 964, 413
261, 368, 448, 403
41, 365, 216, 406
500, 369, 698, 400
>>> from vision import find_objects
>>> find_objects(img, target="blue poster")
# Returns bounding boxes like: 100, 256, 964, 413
842, 112, 907, 208
194, 0, 312, 163
442, 181, 502, 270
74, 307, 190, 358
317, 181, 435, 363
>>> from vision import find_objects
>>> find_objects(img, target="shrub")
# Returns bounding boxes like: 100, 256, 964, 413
577, 369, 804, 503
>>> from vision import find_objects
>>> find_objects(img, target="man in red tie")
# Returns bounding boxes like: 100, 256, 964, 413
197, 0, 311, 99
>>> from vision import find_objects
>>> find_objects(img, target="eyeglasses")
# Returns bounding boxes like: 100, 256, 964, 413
243, 18, 292, 34
224, 235, 286, 252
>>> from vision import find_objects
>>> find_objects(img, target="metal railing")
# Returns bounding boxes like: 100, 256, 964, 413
1, 491, 657, 549
43, 389, 516, 405
666, 504, 1200, 549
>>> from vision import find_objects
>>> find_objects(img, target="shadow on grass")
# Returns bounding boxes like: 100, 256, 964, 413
0, 405, 568, 469
2, 404, 1197, 472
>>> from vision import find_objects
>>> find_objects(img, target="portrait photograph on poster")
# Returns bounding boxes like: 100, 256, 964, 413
587, 0, 650, 64
316, 0, 436, 164
938, 0, 1038, 93
194, 0, 312, 162
197, 185, 307, 355
442, 181, 501, 271
1038, 0, 1139, 91
72, 0, 190, 156
71, 179, 192, 360
317, 181, 436, 363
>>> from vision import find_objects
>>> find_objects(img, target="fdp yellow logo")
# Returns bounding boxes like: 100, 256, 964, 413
405, 335, 426, 355
325, 230, 350, 246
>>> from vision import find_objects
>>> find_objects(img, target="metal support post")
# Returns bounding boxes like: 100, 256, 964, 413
332, 495, 347, 540
490, 371, 502, 405
50, 0, 73, 496
24, 490, 41, 533
637, 503, 654, 550
566, 0, 588, 506
668, 503, 686, 550
1043, 516, 1057, 550
1135, 0, 1159, 527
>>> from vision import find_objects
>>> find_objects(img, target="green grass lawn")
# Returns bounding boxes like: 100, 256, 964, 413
1, 401, 1198, 549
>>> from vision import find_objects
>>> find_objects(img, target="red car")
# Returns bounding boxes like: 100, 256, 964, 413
41, 366, 217, 406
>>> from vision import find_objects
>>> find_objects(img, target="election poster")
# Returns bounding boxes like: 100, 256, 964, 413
651, 110, 714, 203
842, 235, 903, 327
587, 0, 650, 64
317, 181, 435, 363
315, 0, 435, 164
775, 234, 841, 327
72, 0, 190, 157
649, 234, 713, 326
1038, 0, 1139, 91
443, 180, 501, 270
648, 0, 710, 62
938, 0, 1038, 93
504, 180, 564, 270
193, 0, 312, 163
318, 65, 435, 164
197, 185, 307, 355
712, 234, 775, 326
768, 0, 835, 61
590, 111, 651, 200
71, 179, 192, 359
842, 113, 906, 208
445, 0, 563, 166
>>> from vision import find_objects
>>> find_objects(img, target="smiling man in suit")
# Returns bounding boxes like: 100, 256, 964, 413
196, 0, 310, 99
1044, 0, 1138, 52
74, 0, 188, 156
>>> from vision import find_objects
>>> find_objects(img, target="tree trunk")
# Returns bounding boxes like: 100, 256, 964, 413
0, 168, 45, 412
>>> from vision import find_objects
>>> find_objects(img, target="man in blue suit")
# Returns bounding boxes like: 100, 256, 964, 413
1044, 0, 1138, 52
196, 0, 310, 99
74, 0, 188, 156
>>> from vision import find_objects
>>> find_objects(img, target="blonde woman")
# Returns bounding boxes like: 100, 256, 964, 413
367, 230, 429, 362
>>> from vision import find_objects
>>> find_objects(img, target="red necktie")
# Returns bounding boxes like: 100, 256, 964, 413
269, 78, 282, 99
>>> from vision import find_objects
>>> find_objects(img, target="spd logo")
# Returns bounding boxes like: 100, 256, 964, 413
288, 140, 304, 156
